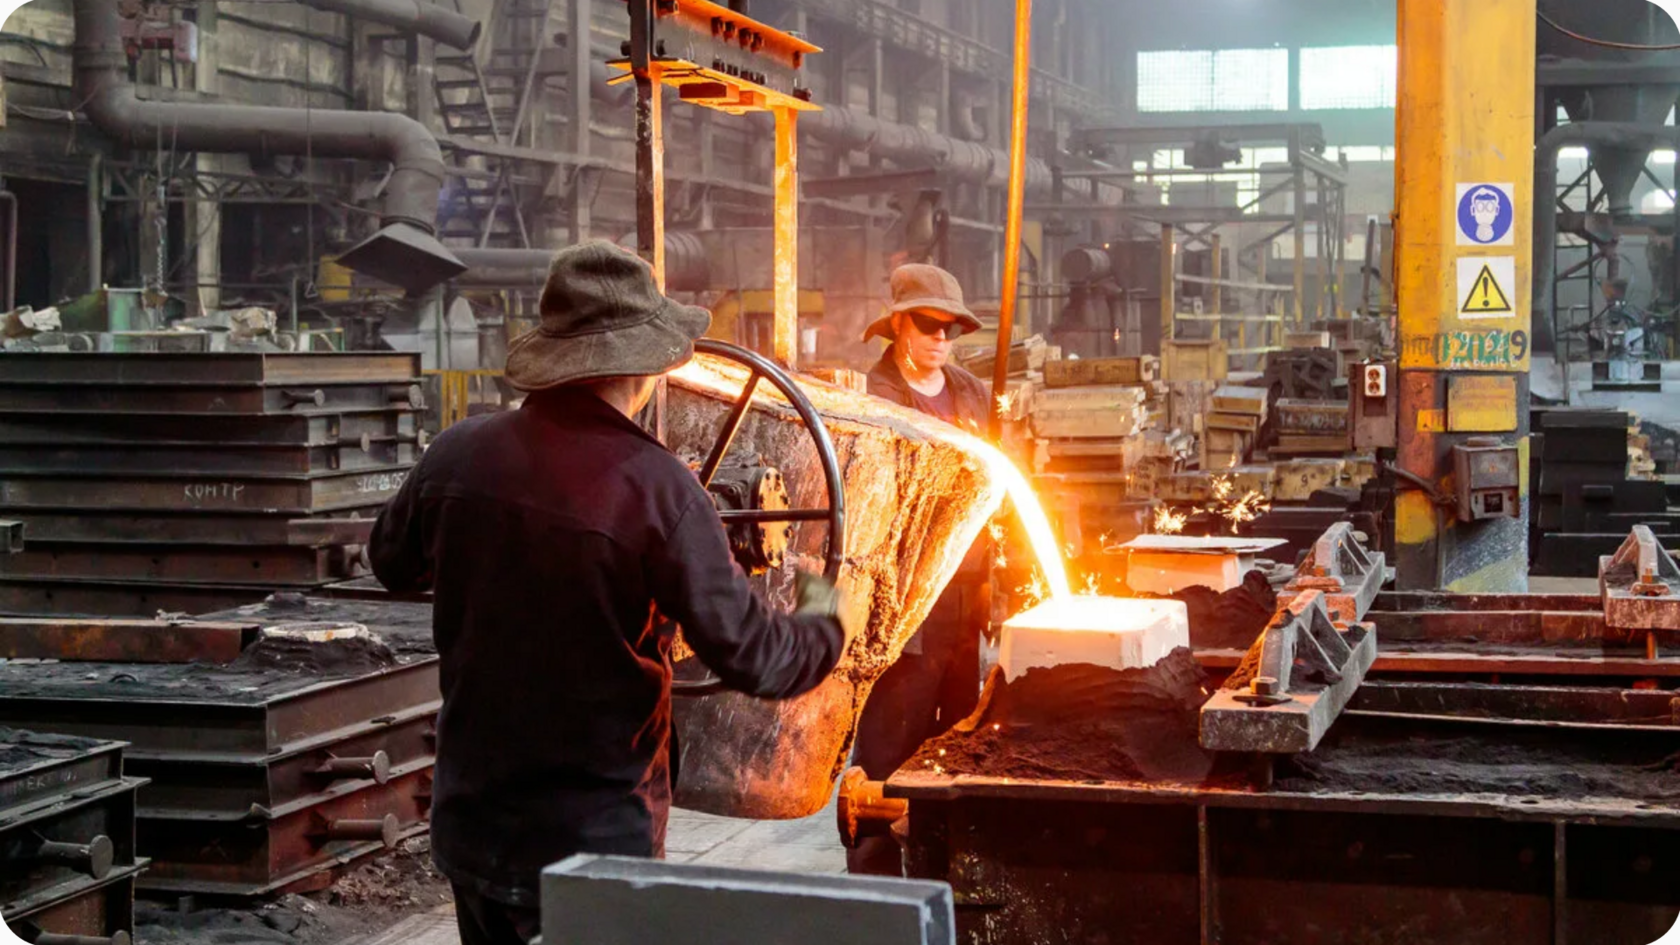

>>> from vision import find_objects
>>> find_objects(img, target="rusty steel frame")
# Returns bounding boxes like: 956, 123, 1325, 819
136, 762, 432, 896
0, 441, 420, 478
1284, 521, 1392, 624
1, 509, 387, 548
0, 353, 420, 386
0, 618, 258, 663
0, 544, 359, 588
129, 701, 438, 820
0, 660, 440, 761
0, 410, 419, 449
1192, 588, 1680, 683
891, 761, 1680, 945
0, 381, 424, 416
0, 467, 412, 515
0, 779, 146, 921
0, 738, 127, 820
3, 865, 142, 943
0, 579, 289, 619
1600, 525, 1680, 635
1200, 590, 1378, 755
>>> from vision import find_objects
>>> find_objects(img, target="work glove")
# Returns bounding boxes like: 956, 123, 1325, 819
795, 570, 854, 650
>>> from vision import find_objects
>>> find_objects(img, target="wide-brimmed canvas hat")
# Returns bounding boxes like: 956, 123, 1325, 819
861, 263, 983, 342
504, 240, 712, 391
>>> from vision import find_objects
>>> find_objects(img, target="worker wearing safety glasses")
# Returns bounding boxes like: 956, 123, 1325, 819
851, 263, 994, 875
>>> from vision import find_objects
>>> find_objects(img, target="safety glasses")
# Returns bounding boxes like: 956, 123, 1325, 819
906, 310, 963, 339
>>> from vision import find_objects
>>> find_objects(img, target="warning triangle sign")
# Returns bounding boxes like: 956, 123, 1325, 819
1462, 263, 1512, 314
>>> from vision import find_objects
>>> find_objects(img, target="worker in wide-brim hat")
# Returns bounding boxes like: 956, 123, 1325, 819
859, 263, 990, 426
370, 240, 848, 945
851, 262, 994, 876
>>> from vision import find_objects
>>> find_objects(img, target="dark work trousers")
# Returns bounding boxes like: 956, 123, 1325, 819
452, 884, 542, 945
846, 578, 988, 875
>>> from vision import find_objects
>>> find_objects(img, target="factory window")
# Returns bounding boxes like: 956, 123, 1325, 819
1300, 45, 1397, 110
1137, 48, 1288, 113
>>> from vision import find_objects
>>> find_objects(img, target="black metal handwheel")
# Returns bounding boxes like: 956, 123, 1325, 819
671, 339, 847, 697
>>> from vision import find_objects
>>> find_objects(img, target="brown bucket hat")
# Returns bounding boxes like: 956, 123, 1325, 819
861, 263, 983, 342
504, 240, 712, 391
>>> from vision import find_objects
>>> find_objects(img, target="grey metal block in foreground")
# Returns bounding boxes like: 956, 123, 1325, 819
542, 855, 955, 945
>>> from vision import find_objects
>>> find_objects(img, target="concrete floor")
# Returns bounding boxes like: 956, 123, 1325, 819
351, 804, 846, 945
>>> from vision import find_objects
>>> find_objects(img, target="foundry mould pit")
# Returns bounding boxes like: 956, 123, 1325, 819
665, 356, 1008, 820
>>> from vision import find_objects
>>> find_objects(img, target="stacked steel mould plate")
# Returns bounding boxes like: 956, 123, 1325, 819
0, 729, 146, 944
0, 598, 440, 896
1531, 407, 1680, 577
0, 352, 424, 617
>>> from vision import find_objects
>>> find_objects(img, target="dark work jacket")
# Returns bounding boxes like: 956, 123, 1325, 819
865, 348, 992, 436
369, 387, 844, 907
866, 348, 994, 589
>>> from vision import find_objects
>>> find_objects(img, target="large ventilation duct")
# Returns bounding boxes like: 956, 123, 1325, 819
1539, 0, 1680, 218
777, 107, 1054, 197
452, 232, 710, 292
73, 0, 464, 293
299, 0, 481, 50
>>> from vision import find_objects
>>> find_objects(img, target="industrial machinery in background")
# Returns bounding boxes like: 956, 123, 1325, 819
1535, 0, 1680, 376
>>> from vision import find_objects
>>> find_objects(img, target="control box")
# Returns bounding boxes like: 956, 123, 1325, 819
1451, 436, 1520, 522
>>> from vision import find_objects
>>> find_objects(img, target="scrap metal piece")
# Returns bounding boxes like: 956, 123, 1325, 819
1600, 524, 1680, 632
1284, 521, 1391, 624
1200, 589, 1377, 754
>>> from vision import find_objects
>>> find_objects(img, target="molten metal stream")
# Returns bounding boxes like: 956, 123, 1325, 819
671, 358, 1073, 600
957, 435, 1072, 599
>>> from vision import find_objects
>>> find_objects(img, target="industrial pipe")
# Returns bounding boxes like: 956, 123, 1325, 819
782, 107, 1055, 198
299, 0, 481, 49
452, 232, 710, 291
1532, 121, 1680, 351
72, 0, 463, 293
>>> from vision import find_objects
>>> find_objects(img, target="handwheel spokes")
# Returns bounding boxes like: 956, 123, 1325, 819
716, 508, 833, 524
697, 370, 761, 489
673, 340, 848, 699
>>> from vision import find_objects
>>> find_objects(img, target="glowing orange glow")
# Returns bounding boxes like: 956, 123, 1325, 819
1206, 473, 1271, 535
1148, 475, 1270, 538
1154, 505, 1189, 535
963, 435, 1073, 599
670, 355, 1073, 601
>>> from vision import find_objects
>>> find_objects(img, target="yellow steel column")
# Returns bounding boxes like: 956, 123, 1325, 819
772, 105, 799, 369
1393, 0, 1535, 591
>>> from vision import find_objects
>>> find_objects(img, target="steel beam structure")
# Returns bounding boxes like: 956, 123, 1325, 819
1393, 0, 1535, 591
